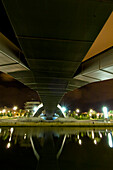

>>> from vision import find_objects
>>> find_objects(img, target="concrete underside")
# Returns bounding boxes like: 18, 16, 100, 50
0, 117, 113, 127
2, 0, 113, 116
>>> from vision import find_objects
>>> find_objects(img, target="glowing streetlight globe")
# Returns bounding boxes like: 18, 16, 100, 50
62, 107, 66, 113
2, 109, 6, 113
57, 104, 66, 118
102, 106, 108, 118
13, 106, 18, 111
90, 109, 93, 113
76, 109, 80, 113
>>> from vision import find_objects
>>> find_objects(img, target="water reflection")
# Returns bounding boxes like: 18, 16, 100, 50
0, 127, 113, 169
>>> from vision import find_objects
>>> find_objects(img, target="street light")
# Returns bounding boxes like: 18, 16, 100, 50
90, 109, 93, 113
62, 106, 66, 113
76, 109, 80, 113
13, 106, 18, 111
102, 106, 108, 119
2, 109, 6, 113
89, 109, 93, 118
57, 104, 67, 118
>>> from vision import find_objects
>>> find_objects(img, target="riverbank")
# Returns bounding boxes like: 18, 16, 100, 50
0, 117, 113, 127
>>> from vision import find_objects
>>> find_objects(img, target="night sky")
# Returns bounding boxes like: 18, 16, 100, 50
61, 79, 113, 112
0, 72, 39, 109
0, 71, 113, 112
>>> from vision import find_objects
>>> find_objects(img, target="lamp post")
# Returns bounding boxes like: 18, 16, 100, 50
76, 109, 80, 113
102, 106, 108, 122
13, 106, 18, 111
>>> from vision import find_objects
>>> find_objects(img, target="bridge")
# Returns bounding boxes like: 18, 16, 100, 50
0, 0, 113, 119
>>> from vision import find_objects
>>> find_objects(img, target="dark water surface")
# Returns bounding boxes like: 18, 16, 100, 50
0, 127, 113, 170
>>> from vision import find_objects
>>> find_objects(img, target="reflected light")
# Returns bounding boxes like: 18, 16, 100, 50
9, 137, 12, 142
99, 132, 102, 138
10, 127, 14, 134
92, 131, 94, 139
53, 117, 58, 120
108, 133, 113, 148
79, 139, 82, 145
6, 142, 11, 149
24, 134, 27, 139
77, 135, 79, 139
94, 139, 97, 145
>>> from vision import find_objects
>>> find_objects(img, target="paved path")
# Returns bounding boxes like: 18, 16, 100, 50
0, 117, 112, 127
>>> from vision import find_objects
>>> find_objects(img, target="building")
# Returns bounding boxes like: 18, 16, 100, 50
24, 101, 41, 113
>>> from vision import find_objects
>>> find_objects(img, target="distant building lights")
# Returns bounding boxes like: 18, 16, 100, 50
97, 113, 99, 118
2, 109, 6, 113
89, 113, 92, 117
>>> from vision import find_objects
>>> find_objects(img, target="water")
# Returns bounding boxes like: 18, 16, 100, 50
0, 127, 113, 170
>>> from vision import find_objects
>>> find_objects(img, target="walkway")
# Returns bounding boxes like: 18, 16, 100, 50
0, 117, 113, 127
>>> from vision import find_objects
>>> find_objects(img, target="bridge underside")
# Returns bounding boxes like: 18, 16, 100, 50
1, 0, 113, 117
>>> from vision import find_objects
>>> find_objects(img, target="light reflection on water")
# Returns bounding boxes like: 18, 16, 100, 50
0, 127, 113, 169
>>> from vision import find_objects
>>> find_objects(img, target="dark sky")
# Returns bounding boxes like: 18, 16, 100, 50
61, 79, 113, 112
0, 72, 39, 109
